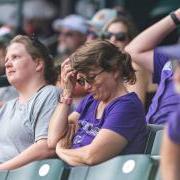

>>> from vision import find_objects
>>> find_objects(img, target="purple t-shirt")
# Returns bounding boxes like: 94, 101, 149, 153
146, 48, 180, 124
72, 92, 147, 154
168, 103, 180, 144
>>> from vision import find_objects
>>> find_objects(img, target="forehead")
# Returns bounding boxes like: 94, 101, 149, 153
108, 22, 127, 32
6, 43, 27, 55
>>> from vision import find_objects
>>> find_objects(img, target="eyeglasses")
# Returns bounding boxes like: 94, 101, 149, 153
77, 70, 104, 86
101, 32, 128, 42
59, 31, 75, 37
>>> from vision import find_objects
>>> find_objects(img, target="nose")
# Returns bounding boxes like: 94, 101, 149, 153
5, 59, 12, 69
109, 35, 117, 43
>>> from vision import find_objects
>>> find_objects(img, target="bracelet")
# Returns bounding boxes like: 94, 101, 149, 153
59, 95, 73, 105
170, 12, 180, 26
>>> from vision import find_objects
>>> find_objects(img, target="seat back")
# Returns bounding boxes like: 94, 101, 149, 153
144, 124, 164, 154
68, 166, 89, 180
151, 130, 164, 156
0, 171, 9, 180
74, 155, 157, 180
7, 159, 66, 180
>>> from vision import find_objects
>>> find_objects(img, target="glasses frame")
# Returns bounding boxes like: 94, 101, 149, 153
101, 31, 128, 42
77, 69, 104, 86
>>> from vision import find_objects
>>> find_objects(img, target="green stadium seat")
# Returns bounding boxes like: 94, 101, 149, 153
68, 155, 158, 180
68, 166, 89, 180
0, 170, 9, 180
151, 130, 164, 156
6, 159, 67, 180
144, 124, 164, 154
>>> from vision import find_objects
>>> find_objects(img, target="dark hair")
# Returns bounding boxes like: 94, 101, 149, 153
8, 35, 58, 85
103, 16, 138, 40
70, 39, 136, 84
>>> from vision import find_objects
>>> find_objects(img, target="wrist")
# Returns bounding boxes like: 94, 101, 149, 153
170, 11, 180, 26
59, 94, 73, 105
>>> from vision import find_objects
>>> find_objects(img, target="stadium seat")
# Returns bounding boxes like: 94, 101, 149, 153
151, 130, 164, 156
68, 154, 158, 180
68, 166, 89, 180
144, 124, 164, 154
6, 159, 67, 180
0, 170, 9, 180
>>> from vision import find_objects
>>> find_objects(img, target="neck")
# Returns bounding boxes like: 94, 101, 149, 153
17, 79, 47, 103
103, 84, 128, 104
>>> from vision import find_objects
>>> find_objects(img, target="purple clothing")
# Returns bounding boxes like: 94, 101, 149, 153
146, 48, 180, 124
168, 104, 180, 144
72, 92, 147, 154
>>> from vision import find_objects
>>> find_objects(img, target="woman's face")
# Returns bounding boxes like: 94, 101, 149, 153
106, 22, 129, 50
5, 42, 38, 86
77, 68, 119, 102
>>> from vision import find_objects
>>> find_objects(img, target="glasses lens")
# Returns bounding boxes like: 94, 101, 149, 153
77, 77, 85, 86
103, 32, 127, 42
115, 32, 127, 41
60, 31, 74, 37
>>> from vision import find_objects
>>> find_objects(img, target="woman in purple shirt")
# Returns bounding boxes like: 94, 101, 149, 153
48, 40, 147, 166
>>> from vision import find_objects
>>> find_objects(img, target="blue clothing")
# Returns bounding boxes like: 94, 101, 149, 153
146, 48, 180, 124
72, 92, 147, 154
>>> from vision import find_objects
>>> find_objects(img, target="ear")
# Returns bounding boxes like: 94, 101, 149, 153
113, 70, 120, 80
35, 58, 44, 72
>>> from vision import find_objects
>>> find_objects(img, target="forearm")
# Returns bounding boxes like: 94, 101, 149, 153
126, 12, 178, 54
56, 144, 91, 166
0, 140, 55, 170
48, 101, 71, 148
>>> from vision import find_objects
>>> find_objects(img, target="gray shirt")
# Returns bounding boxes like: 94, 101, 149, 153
0, 85, 60, 163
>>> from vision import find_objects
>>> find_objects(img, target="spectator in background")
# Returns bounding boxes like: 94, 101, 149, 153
161, 60, 180, 180
125, 8, 180, 124
0, 34, 18, 106
101, 16, 148, 104
0, 35, 60, 170
48, 40, 147, 166
52, 14, 88, 61
87, 8, 118, 41
53, 14, 89, 109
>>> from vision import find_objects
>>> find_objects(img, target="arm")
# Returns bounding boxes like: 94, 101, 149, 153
48, 58, 79, 148
126, 62, 148, 104
160, 128, 180, 180
125, 9, 180, 73
56, 129, 128, 166
0, 139, 55, 170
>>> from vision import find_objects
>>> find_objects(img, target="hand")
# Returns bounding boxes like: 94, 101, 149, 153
61, 58, 77, 97
175, 8, 180, 20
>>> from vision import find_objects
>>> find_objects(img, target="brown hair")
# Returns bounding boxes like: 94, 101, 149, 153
9, 35, 58, 85
70, 39, 136, 84
103, 16, 138, 40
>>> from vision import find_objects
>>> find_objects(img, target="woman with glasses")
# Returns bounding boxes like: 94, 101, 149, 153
0, 35, 60, 170
101, 16, 149, 105
48, 40, 147, 166
102, 16, 137, 50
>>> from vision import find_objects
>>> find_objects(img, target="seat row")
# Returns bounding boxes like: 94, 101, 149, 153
0, 154, 160, 180
0, 124, 164, 180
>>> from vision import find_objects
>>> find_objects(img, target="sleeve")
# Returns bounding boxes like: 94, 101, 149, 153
153, 48, 170, 84
32, 87, 60, 141
102, 99, 145, 142
168, 110, 180, 144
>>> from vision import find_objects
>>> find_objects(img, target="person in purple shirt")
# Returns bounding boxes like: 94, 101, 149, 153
161, 61, 180, 180
48, 40, 147, 166
125, 8, 180, 124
